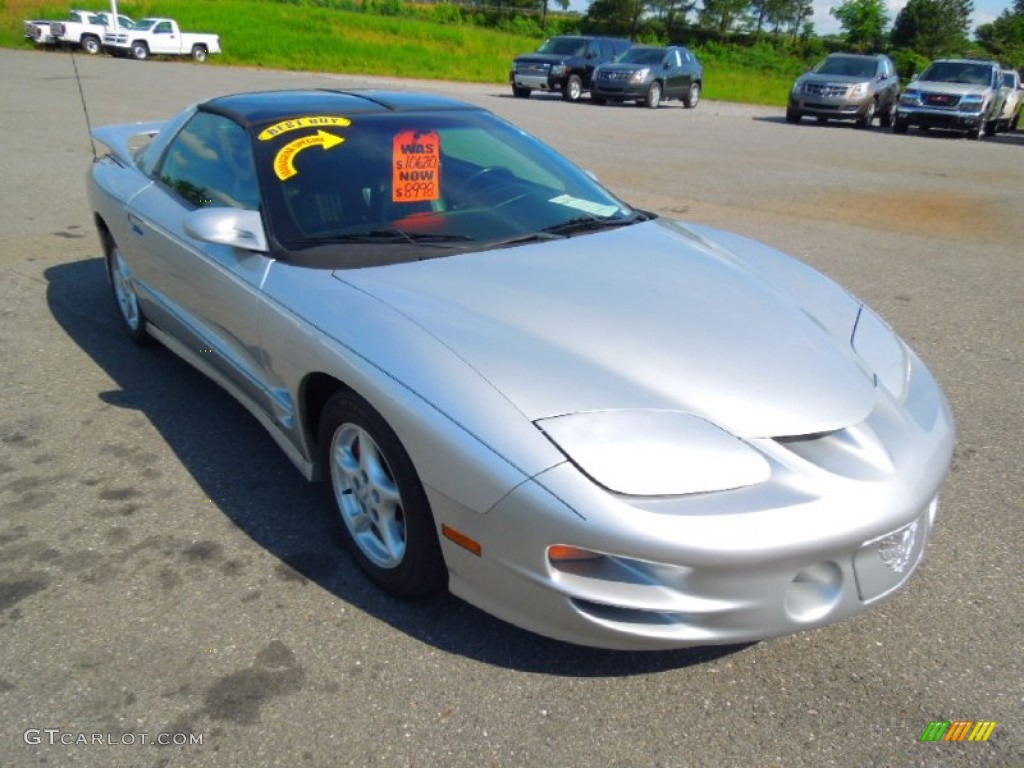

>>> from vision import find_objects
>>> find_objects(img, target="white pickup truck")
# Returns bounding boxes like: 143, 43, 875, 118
50, 10, 135, 55
103, 17, 221, 62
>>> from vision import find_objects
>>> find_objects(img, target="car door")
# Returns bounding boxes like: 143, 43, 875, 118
879, 57, 899, 111
148, 20, 180, 54
663, 49, 687, 99
123, 110, 275, 415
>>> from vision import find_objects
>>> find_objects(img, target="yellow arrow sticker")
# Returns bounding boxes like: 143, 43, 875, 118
258, 116, 352, 141
273, 131, 345, 180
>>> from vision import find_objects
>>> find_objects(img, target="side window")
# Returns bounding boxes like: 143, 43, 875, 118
587, 40, 600, 58
157, 112, 259, 210
155, 21, 172, 34
670, 50, 682, 68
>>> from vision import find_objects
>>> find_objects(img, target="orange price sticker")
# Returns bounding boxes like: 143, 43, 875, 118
392, 130, 441, 204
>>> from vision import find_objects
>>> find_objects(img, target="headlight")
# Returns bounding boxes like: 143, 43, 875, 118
851, 306, 909, 399
959, 94, 984, 112
630, 68, 650, 84
535, 411, 771, 496
900, 90, 921, 105
550, 63, 566, 76
849, 83, 869, 99
792, 80, 804, 94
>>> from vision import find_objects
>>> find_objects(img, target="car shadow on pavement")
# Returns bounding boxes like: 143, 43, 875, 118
45, 256, 751, 675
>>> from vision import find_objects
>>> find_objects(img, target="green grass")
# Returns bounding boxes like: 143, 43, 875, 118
4, 0, 796, 105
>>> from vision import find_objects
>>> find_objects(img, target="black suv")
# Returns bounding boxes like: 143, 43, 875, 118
510, 36, 633, 102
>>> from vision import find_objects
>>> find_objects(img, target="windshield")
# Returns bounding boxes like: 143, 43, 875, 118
617, 48, 666, 66
814, 56, 877, 79
920, 61, 993, 85
252, 109, 638, 264
537, 37, 587, 57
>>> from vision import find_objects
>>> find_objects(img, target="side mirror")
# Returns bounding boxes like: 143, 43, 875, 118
184, 208, 268, 253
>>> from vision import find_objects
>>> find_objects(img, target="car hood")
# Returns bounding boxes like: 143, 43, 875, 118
800, 73, 870, 85
515, 53, 572, 65
334, 219, 876, 438
600, 63, 647, 73
913, 81, 991, 96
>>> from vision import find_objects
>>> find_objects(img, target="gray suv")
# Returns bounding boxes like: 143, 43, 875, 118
787, 53, 900, 128
591, 46, 703, 109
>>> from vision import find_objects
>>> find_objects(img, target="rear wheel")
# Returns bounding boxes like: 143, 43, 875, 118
81, 35, 100, 55
644, 81, 662, 109
191, 45, 208, 62
683, 82, 700, 109
562, 74, 583, 102
319, 391, 446, 597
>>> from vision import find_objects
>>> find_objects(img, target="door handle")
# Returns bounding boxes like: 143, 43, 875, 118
128, 213, 145, 236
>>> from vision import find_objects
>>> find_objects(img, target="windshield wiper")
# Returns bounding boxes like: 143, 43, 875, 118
541, 211, 651, 237
292, 228, 473, 247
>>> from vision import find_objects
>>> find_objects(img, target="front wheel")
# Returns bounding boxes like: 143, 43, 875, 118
644, 81, 662, 109
103, 232, 150, 345
785, 108, 802, 124
856, 99, 876, 129
683, 82, 700, 109
191, 45, 208, 62
562, 74, 583, 102
130, 41, 148, 60
319, 391, 446, 598
892, 117, 909, 134
512, 85, 531, 98
81, 35, 100, 55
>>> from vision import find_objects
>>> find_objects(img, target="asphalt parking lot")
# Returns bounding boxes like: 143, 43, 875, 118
0, 48, 1021, 767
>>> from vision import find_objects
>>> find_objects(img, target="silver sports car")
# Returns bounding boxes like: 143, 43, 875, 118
88, 90, 954, 650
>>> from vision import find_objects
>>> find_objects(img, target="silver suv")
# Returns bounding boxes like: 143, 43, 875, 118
787, 53, 900, 128
894, 59, 1006, 139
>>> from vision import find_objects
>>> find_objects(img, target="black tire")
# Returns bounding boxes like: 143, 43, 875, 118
879, 103, 895, 128
131, 41, 148, 60
81, 35, 101, 55
562, 74, 583, 102
785, 108, 802, 124
191, 45, 208, 62
103, 231, 150, 346
1011, 111, 1020, 132
967, 119, 985, 140
512, 85, 531, 98
892, 118, 909, 134
683, 82, 700, 109
856, 99, 876, 129
644, 80, 662, 109
983, 119, 997, 137
319, 391, 446, 598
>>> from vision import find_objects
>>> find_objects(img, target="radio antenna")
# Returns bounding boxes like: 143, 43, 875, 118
70, 50, 97, 161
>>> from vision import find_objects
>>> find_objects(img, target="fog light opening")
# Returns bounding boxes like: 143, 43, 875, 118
785, 561, 843, 622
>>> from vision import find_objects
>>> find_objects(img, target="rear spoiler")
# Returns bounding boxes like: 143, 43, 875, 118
91, 121, 165, 166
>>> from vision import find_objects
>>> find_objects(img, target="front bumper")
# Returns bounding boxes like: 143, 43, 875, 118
896, 105, 984, 130
592, 80, 649, 100
511, 73, 565, 93
789, 94, 871, 120
439, 349, 955, 650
